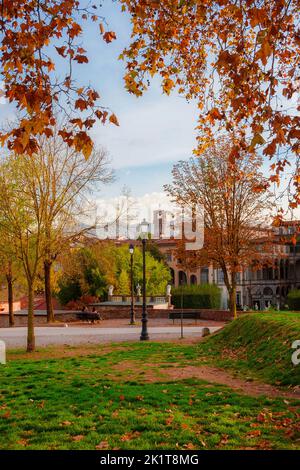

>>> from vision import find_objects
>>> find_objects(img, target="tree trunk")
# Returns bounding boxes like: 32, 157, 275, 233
44, 260, 54, 323
229, 287, 237, 319
6, 263, 14, 327
27, 281, 35, 352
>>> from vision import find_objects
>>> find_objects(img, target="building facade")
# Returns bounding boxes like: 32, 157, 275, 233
155, 221, 300, 310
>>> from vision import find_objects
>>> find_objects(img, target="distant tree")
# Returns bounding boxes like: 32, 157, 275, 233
146, 240, 166, 263
165, 139, 273, 318
118, 270, 130, 295
56, 241, 171, 303
56, 277, 82, 306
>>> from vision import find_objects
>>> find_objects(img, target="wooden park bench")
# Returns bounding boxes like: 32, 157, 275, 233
76, 311, 102, 323
169, 311, 200, 325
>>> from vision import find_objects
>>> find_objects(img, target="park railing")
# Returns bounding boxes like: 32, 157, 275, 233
110, 295, 168, 304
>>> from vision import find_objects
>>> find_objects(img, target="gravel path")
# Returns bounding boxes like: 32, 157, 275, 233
0, 325, 222, 349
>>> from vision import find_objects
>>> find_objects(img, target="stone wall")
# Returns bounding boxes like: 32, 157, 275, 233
0, 312, 78, 328
93, 306, 232, 321
0, 307, 232, 327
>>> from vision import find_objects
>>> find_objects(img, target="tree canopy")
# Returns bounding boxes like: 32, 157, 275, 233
121, 0, 300, 206
57, 241, 171, 305
0, 1, 118, 158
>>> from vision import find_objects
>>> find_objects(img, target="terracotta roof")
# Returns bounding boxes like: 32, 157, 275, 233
278, 220, 300, 226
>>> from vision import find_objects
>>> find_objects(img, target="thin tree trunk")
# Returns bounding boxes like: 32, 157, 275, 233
6, 263, 14, 327
229, 287, 237, 319
27, 280, 35, 352
44, 260, 54, 323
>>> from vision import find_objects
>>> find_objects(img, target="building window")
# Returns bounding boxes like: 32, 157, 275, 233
217, 269, 224, 283
201, 268, 209, 284
179, 271, 187, 285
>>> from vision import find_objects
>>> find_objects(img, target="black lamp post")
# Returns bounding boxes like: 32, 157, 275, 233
129, 244, 135, 325
140, 219, 150, 341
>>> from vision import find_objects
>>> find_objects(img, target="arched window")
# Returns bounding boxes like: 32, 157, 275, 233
263, 287, 273, 297
178, 271, 187, 285
190, 274, 197, 285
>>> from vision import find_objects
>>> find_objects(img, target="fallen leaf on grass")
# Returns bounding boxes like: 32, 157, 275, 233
96, 441, 109, 450
60, 421, 72, 426
183, 442, 196, 450
120, 431, 141, 442
256, 412, 266, 423
165, 416, 174, 426
181, 423, 190, 430
218, 434, 229, 446
71, 435, 84, 442
247, 430, 261, 438
17, 439, 29, 447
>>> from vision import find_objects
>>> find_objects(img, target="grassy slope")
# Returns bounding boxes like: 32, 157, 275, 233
199, 312, 300, 386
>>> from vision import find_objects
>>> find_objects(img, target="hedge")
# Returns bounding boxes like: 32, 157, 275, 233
171, 283, 221, 309
287, 288, 300, 310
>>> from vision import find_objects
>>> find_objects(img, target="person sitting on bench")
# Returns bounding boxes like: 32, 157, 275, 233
91, 306, 102, 321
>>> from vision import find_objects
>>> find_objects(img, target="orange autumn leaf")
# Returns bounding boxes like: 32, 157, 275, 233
103, 31, 117, 43
109, 113, 120, 126
71, 435, 85, 442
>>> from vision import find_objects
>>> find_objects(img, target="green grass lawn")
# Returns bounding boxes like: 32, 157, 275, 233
1, 331, 300, 450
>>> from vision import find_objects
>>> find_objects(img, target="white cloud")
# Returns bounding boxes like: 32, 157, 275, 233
91, 89, 198, 169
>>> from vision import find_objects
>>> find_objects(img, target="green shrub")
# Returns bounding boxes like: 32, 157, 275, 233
287, 288, 300, 311
56, 277, 82, 306
172, 283, 221, 309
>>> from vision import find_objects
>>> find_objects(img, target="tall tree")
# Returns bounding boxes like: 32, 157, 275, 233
0, 234, 19, 327
0, 1, 119, 157
0, 155, 46, 350
165, 139, 273, 318
121, 0, 300, 208
29, 133, 113, 322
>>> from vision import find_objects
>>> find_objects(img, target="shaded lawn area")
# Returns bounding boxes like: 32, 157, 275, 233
0, 341, 300, 450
